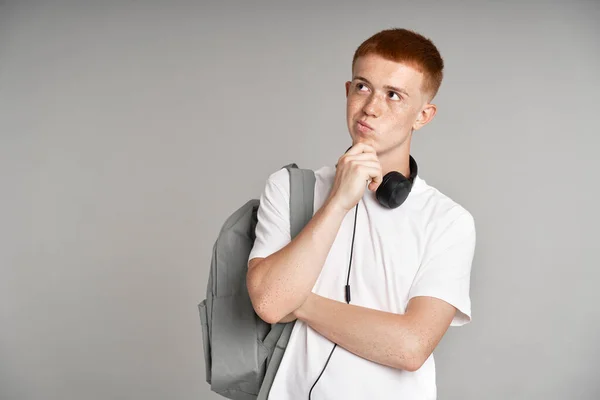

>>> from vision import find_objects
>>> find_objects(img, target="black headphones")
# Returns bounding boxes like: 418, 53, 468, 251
338, 145, 419, 209
375, 154, 418, 209
308, 148, 419, 399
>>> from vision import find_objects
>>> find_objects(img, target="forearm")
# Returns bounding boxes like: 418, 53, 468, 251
295, 293, 424, 372
248, 198, 348, 323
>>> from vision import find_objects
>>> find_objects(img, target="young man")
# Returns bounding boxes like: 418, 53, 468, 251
246, 28, 476, 399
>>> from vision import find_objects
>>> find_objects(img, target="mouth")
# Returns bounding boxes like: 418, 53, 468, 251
356, 120, 374, 133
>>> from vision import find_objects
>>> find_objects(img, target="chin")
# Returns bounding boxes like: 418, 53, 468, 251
354, 132, 376, 143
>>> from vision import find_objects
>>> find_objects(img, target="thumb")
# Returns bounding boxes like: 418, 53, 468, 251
368, 180, 380, 191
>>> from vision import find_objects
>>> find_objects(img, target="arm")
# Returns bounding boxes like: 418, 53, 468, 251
247, 198, 348, 324
292, 209, 476, 370
293, 293, 456, 372
247, 143, 383, 324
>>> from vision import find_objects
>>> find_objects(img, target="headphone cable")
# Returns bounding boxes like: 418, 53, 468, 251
308, 202, 359, 399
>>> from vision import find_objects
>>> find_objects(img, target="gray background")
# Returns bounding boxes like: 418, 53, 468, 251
1, 0, 599, 399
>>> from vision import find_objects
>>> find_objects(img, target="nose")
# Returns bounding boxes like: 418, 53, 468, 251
362, 93, 382, 117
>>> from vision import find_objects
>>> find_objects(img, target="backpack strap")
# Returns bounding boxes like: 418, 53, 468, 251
283, 164, 316, 239
256, 164, 315, 400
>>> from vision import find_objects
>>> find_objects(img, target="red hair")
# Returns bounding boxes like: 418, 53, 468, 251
352, 28, 444, 100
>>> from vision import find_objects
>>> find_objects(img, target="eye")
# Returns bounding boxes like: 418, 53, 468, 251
388, 91, 402, 101
356, 82, 369, 92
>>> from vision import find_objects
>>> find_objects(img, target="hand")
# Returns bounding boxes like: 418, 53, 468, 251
327, 143, 383, 212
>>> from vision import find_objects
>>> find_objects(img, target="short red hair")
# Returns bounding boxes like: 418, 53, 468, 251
352, 28, 444, 100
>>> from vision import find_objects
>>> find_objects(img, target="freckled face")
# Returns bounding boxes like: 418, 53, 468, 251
345, 53, 428, 155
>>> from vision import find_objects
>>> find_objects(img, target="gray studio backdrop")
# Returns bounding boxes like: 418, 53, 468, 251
1, 1, 598, 399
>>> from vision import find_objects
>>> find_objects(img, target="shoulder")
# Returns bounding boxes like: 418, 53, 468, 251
412, 176, 476, 239
265, 165, 335, 189
264, 167, 290, 191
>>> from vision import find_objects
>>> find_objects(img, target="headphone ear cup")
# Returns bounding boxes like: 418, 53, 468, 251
375, 171, 413, 209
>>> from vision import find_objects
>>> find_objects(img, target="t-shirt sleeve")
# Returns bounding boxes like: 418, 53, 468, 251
407, 210, 476, 326
248, 168, 292, 262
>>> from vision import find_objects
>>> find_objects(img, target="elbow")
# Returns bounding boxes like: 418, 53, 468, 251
248, 286, 293, 324
396, 337, 429, 372
246, 257, 304, 324
246, 269, 280, 324
252, 300, 289, 324
247, 259, 268, 321
247, 258, 298, 324
401, 355, 426, 373
252, 301, 281, 324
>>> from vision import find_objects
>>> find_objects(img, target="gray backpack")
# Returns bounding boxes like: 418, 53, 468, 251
198, 164, 316, 400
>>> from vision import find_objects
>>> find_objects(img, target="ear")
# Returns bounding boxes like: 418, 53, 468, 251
345, 81, 351, 97
412, 103, 437, 131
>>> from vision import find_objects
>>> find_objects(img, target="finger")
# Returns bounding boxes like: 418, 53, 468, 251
348, 162, 382, 183
368, 180, 380, 191
343, 152, 380, 163
354, 137, 376, 148
347, 160, 382, 175
358, 162, 383, 189
340, 149, 379, 168
368, 166, 383, 185
345, 142, 376, 156
363, 166, 383, 190
337, 146, 377, 168
368, 172, 383, 191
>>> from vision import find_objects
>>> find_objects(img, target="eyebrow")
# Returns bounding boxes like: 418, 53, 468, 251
353, 76, 410, 97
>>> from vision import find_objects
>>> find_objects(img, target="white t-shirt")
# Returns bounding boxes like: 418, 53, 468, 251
249, 164, 476, 400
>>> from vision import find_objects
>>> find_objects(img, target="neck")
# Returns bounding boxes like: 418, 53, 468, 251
378, 142, 412, 178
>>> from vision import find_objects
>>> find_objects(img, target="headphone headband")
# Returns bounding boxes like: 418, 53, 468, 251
407, 154, 418, 182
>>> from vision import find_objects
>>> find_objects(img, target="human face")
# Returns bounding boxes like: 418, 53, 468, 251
345, 53, 436, 157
